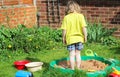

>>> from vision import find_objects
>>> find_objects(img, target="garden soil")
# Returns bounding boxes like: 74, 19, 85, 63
58, 59, 108, 71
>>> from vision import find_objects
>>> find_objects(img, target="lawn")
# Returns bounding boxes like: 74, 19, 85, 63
0, 25, 119, 77
0, 43, 120, 77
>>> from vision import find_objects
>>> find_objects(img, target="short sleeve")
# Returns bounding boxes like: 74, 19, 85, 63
81, 14, 87, 27
61, 17, 67, 30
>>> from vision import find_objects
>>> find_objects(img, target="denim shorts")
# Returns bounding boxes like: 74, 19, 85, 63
67, 42, 83, 51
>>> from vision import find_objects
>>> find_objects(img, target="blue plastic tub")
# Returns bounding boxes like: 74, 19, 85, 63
15, 70, 32, 77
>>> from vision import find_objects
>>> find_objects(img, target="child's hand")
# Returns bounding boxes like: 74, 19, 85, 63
63, 40, 66, 44
84, 37, 87, 43
62, 38, 66, 44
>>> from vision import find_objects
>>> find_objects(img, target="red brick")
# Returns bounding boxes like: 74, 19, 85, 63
14, 8, 19, 11
4, 0, 19, 6
91, 8, 99, 10
0, 6, 36, 27
0, 13, 2, 17
21, 0, 33, 4
0, 1, 2, 6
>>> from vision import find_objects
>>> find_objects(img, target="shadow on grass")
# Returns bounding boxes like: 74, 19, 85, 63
109, 47, 120, 54
25, 57, 41, 62
41, 68, 88, 77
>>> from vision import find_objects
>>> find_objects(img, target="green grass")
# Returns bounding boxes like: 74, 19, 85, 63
0, 48, 68, 77
0, 43, 120, 77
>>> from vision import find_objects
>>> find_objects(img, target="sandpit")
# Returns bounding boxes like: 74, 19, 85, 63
58, 59, 108, 71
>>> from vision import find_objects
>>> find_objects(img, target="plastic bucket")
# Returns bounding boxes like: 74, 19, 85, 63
14, 60, 30, 70
15, 70, 32, 77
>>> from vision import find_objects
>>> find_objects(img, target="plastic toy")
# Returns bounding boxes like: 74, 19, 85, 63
85, 49, 97, 56
112, 67, 120, 75
14, 60, 30, 70
15, 70, 33, 77
108, 67, 120, 77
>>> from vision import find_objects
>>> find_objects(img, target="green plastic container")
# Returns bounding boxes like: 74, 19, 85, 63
112, 66, 120, 71
107, 58, 120, 65
50, 56, 115, 77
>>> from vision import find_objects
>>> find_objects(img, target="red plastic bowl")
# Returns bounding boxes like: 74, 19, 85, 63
14, 60, 30, 70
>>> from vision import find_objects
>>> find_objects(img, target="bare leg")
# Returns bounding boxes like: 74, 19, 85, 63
75, 50, 81, 69
69, 50, 75, 70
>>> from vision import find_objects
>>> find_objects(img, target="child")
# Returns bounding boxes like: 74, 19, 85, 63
61, 1, 87, 70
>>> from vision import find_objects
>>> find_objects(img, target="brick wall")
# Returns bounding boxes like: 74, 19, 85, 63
79, 0, 120, 37
0, 0, 37, 28
37, 0, 120, 37
37, 0, 64, 28
0, 0, 33, 6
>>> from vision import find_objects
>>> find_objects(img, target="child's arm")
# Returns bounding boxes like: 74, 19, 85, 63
62, 29, 66, 44
82, 26, 87, 43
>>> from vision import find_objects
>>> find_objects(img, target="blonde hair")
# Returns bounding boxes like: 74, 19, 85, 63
66, 1, 81, 14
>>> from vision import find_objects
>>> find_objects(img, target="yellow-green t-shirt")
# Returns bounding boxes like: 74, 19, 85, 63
61, 13, 87, 45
